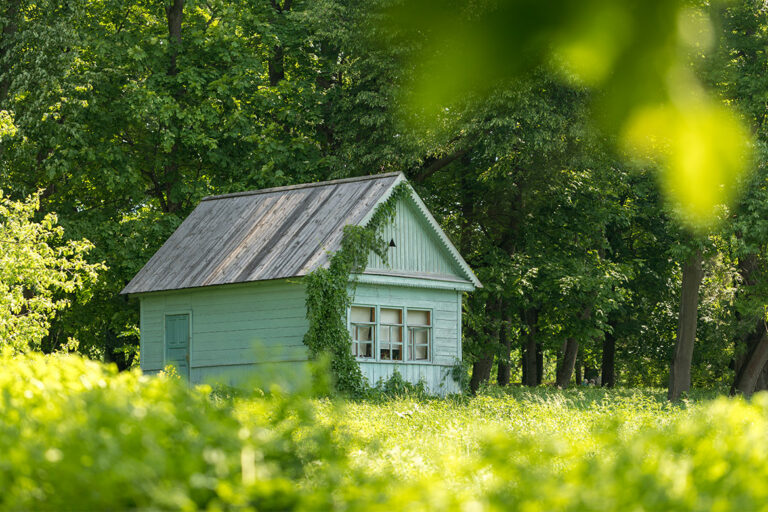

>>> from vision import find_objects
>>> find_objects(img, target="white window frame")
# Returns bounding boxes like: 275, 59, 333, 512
348, 305, 433, 364
406, 308, 432, 362
379, 307, 404, 362
348, 305, 376, 360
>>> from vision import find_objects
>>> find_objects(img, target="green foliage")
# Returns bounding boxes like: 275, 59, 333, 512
5, 353, 768, 510
0, 352, 349, 510
303, 182, 409, 394
3, 0, 768, 394
0, 192, 102, 351
0, 110, 15, 140
310, 385, 768, 511
363, 368, 431, 401
387, 0, 754, 229
480, 394, 768, 511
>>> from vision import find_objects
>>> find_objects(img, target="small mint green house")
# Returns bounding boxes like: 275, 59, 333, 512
121, 173, 481, 394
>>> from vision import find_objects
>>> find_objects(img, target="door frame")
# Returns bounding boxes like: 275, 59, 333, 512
162, 309, 193, 380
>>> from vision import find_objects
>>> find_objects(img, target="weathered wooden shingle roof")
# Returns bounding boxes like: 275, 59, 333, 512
121, 173, 403, 294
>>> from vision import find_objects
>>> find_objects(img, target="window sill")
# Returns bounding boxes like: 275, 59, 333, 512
355, 359, 433, 365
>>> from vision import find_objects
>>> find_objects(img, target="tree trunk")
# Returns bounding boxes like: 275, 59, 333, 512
536, 344, 543, 385
159, 0, 185, 214
469, 299, 500, 393
555, 306, 590, 388
730, 318, 764, 395
521, 351, 527, 384
730, 253, 762, 395
756, 362, 768, 392
733, 328, 768, 397
556, 338, 579, 388
269, 45, 285, 86
165, 0, 184, 76
267, 0, 293, 86
522, 308, 538, 386
0, 0, 21, 105
601, 331, 616, 387
497, 312, 512, 386
668, 249, 704, 401
577, 358, 585, 386
469, 357, 493, 394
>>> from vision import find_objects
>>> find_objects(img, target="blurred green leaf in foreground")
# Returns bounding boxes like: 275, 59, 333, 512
386, 0, 753, 230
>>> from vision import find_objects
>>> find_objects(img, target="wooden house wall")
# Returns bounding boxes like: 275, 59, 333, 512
350, 282, 462, 395
139, 279, 309, 386
138, 277, 462, 395
366, 196, 465, 280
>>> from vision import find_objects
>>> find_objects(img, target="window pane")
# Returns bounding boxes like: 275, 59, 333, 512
351, 306, 374, 323
408, 310, 430, 326
381, 308, 402, 324
392, 347, 402, 361
381, 326, 389, 342
355, 325, 372, 341
411, 327, 428, 344
361, 343, 373, 358
391, 326, 402, 342
413, 345, 428, 360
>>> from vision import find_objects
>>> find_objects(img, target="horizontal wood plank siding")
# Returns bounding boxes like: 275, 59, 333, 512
139, 280, 309, 381
358, 362, 460, 395
192, 361, 311, 391
139, 274, 464, 396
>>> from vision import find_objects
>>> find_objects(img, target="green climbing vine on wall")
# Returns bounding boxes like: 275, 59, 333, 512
303, 182, 410, 394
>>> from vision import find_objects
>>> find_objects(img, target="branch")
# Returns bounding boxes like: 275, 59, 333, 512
269, 0, 293, 13
413, 147, 469, 183
115, 5, 133, 35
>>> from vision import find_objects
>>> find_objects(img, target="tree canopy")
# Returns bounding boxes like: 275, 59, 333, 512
1, 0, 768, 398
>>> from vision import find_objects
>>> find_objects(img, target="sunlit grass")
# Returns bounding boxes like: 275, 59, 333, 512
237, 386, 713, 498
4, 352, 768, 510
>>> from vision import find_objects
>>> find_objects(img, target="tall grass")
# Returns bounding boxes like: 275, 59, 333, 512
2, 353, 767, 511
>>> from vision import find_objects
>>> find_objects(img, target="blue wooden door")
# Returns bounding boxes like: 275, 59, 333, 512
165, 314, 190, 379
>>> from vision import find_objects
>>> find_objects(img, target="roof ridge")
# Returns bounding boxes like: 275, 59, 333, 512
201, 172, 404, 201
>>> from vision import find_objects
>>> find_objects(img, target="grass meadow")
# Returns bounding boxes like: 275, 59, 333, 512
3, 353, 767, 511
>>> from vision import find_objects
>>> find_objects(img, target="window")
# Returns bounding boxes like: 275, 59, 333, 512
348, 305, 432, 363
380, 308, 403, 361
407, 310, 431, 361
350, 306, 375, 359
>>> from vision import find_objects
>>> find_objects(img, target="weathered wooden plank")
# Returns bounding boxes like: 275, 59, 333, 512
194, 315, 307, 334
193, 194, 281, 287
366, 195, 472, 281
299, 178, 394, 273
192, 361, 311, 390
357, 362, 459, 395
138, 278, 308, 373
192, 346, 308, 365
193, 326, 308, 346
122, 173, 402, 294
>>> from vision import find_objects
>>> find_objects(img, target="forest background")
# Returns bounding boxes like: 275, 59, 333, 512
2, 0, 768, 399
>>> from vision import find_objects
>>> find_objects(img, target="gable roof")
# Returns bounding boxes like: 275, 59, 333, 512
121, 173, 480, 295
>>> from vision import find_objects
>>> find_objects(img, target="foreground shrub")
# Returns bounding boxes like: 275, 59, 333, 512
0, 352, 333, 511
3, 353, 768, 511
472, 393, 768, 511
